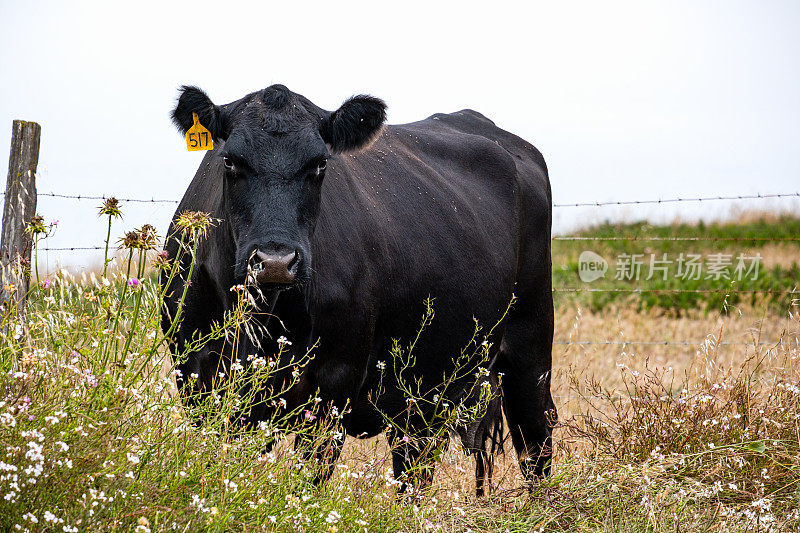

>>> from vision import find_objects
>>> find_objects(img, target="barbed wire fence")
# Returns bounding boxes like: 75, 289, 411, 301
29, 188, 800, 349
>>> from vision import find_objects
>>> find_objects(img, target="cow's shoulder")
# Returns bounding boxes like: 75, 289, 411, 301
425, 109, 497, 129
411, 110, 549, 193
386, 110, 510, 160
405, 110, 551, 212
398, 111, 543, 168
390, 109, 497, 139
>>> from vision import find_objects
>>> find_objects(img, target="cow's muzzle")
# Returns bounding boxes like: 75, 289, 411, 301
250, 249, 299, 285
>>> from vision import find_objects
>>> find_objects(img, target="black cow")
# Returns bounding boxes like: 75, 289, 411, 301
162, 84, 556, 491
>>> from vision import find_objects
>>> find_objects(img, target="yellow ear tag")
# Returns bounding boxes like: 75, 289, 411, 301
185, 112, 214, 151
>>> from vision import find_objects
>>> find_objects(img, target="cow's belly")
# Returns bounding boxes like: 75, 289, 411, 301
311, 244, 515, 437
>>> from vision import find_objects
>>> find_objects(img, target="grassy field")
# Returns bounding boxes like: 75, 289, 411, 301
552, 213, 800, 312
0, 210, 798, 531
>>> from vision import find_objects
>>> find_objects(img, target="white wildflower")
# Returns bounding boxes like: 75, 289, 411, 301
277, 336, 292, 346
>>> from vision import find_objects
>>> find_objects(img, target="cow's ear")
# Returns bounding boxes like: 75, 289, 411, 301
171, 85, 225, 140
321, 95, 386, 154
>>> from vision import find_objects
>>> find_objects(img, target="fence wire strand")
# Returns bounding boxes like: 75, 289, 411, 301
552, 236, 800, 242
552, 339, 794, 347
553, 191, 800, 208
43, 241, 800, 251
30, 190, 800, 208
40, 246, 104, 251
38, 192, 179, 204
553, 288, 797, 294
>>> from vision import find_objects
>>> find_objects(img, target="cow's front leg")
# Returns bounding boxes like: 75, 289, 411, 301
294, 357, 361, 484
387, 429, 444, 495
294, 423, 346, 485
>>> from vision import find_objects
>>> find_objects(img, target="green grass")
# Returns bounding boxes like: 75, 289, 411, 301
552, 215, 800, 313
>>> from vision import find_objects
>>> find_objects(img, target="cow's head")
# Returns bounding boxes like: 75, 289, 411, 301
172, 84, 386, 289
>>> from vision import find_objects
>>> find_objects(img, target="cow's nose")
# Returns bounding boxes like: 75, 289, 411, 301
252, 249, 298, 284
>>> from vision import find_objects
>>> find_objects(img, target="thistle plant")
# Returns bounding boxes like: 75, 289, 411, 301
156, 211, 214, 353
25, 215, 48, 290
98, 197, 122, 279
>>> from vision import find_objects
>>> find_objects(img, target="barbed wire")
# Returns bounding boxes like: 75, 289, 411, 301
39, 246, 105, 251
552, 236, 800, 242
38, 192, 179, 204
553, 288, 797, 294
552, 339, 793, 346
21, 190, 800, 356
30, 190, 800, 208
26, 187, 800, 303
40, 238, 800, 251
553, 191, 800, 208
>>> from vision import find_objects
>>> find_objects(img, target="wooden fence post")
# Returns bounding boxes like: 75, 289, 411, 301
1, 120, 40, 315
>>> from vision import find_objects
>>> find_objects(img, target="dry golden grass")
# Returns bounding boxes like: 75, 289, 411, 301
334, 301, 800, 527
552, 302, 798, 410
749, 242, 800, 269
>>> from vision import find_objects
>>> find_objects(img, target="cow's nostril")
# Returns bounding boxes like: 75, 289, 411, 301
252, 249, 298, 285
254, 250, 271, 265
286, 250, 299, 273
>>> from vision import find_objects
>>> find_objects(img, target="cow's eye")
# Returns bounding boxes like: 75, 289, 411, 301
313, 159, 327, 178
308, 159, 327, 181
222, 156, 235, 171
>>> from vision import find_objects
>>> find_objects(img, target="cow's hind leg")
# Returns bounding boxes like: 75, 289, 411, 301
496, 294, 557, 479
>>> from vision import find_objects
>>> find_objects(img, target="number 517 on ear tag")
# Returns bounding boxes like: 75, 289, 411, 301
186, 112, 214, 151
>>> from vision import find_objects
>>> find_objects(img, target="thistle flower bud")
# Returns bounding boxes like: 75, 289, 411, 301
175, 210, 214, 237
138, 224, 158, 250
121, 231, 141, 249
99, 197, 122, 218
153, 250, 171, 269
120, 225, 159, 250
27, 215, 47, 235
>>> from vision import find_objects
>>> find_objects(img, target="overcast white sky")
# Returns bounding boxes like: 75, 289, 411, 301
2, 1, 799, 269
